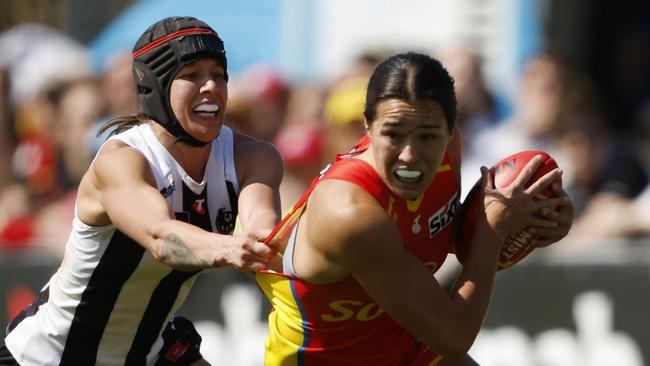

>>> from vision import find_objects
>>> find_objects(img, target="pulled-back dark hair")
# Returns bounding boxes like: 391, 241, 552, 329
97, 113, 149, 138
363, 52, 457, 131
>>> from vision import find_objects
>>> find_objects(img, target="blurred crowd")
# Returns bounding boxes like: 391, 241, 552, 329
0, 23, 649, 258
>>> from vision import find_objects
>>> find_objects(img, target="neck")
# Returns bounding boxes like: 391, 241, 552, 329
150, 122, 211, 181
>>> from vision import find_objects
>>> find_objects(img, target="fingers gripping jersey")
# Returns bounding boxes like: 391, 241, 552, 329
256, 135, 459, 365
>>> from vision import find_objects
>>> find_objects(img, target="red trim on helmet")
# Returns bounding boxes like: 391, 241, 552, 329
132, 28, 217, 59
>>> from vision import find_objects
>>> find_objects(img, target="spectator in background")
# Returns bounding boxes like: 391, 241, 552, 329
0, 67, 16, 189
225, 64, 288, 142
0, 66, 33, 249
438, 47, 501, 199
559, 127, 647, 239
273, 85, 326, 211
323, 75, 368, 160
89, 51, 141, 155
11, 85, 61, 201
0, 85, 62, 249
2, 77, 105, 254
55, 78, 106, 188
0, 184, 34, 248
102, 51, 140, 117
460, 52, 649, 241
0, 23, 92, 251
461, 54, 572, 196
628, 105, 650, 232
34, 77, 106, 256
440, 47, 499, 149
548, 62, 648, 239
321, 52, 381, 162
565, 101, 649, 239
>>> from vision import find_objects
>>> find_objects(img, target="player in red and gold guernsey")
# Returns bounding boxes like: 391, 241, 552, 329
256, 52, 573, 365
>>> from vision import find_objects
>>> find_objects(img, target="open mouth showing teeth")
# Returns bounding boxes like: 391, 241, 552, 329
193, 104, 220, 118
395, 169, 422, 183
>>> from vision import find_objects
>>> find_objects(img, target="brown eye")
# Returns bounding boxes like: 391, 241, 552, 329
211, 73, 226, 81
179, 72, 198, 80
385, 131, 401, 141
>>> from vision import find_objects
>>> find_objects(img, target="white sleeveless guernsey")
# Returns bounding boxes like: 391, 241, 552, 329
5, 124, 239, 366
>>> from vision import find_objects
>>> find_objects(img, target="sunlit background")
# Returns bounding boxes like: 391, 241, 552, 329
0, 0, 649, 365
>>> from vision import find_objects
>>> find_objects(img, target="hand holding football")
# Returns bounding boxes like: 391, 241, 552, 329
455, 150, 560, 270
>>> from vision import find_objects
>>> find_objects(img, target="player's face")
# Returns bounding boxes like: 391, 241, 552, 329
169, 58, 228, 142
366, 98, 452, 200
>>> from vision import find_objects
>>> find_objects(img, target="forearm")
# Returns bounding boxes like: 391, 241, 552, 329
239, 208, 279, 235
237, 186, 281, 235
448, 221, 502, 343
149, 219, 229, 271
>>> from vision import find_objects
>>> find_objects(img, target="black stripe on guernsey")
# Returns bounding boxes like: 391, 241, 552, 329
5, 287, 49, 335
124, 182, 206, 364
60, 230, 145, 366
124, 269, 199, 365
225, 179, 238, 222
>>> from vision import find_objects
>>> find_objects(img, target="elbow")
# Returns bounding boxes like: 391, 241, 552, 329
427, 327, 475, 358
444, 342, 473, 359
145, 225, 168, 263
147, 236, 166, 263
146, 222, 176, 264
440, 341, 473, 359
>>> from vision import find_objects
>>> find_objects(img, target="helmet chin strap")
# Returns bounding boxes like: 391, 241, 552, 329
164, 120, 211, 147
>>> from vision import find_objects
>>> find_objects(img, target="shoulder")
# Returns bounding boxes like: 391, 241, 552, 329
78, 138, 154, 225
306, 179, 393, 256
310, 179, 383, 221
232, 132, 283, 166
94, 138, 144, 168
91, 138, 154, 187
232, 131, 281, 157
232, 131, 284, 184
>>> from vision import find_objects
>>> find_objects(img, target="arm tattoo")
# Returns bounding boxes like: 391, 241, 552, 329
160, 233, 206, 271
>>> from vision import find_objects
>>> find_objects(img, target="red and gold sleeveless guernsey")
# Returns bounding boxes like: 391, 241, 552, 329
256, 135, 460, 366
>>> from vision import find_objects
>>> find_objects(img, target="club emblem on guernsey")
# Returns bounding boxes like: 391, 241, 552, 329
412, 214, 422, 234
216, 207, 235, 234
192, 199, 206, 215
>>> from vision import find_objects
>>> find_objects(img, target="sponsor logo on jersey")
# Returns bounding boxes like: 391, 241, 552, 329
428, 191, 458, 238
321, 300, 385, 322
192, 199, 206, 215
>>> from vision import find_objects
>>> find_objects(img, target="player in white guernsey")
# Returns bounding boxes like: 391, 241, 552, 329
0, 17, 283, 366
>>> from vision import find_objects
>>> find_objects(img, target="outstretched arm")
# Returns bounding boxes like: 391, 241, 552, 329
85, 141, 274, 271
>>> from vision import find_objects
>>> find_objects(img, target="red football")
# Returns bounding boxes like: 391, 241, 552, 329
455, 150, 559, 270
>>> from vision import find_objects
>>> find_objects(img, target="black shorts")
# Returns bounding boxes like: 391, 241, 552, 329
154, 316, 204, 366
0, 344, 18, 366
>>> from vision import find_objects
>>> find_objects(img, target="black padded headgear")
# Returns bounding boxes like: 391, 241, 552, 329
132, 16, 228, 147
